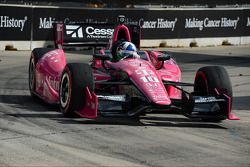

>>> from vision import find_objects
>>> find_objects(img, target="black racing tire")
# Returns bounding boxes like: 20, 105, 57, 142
28, 54, 37, 98
29, 48, 55, 99
194, 66, 232, 122
59, 63, 94, 117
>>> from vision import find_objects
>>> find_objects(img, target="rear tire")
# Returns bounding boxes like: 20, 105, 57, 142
59, 63, 94, 117
28, 54, 37, 98
194, 66, 232, 122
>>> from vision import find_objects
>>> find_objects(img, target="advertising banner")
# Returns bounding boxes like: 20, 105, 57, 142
242, 9, 250, 36
1, 6, 250, 41
33, 8, 113, 40
113, 9, 243, 39
32, 8, 247, 41
0, 6, 32, 40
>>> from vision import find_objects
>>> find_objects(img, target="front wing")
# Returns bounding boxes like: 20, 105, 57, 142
76, 83, 239, 120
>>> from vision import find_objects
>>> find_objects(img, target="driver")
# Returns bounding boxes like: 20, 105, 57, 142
111, 41, 140, 62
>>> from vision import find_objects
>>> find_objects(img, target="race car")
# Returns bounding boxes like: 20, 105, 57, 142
28, 16, 239, 122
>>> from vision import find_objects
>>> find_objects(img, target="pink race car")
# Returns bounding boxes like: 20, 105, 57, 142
28, 16, 239, 122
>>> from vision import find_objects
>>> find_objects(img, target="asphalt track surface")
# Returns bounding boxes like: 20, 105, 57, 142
0, 46, 249, 167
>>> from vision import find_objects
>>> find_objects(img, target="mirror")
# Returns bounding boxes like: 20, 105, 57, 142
93, 54, 111, 61
157, 54, 171, 61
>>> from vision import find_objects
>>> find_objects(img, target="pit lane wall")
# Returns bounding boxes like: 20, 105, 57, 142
0, 4, 250, 50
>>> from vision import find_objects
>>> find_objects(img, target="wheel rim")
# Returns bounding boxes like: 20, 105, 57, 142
60, 72, 71, 109
29, 58, 35, 90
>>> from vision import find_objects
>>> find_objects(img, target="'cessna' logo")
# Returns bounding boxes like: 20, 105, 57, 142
65, 25, 114, 39
85, 26, 114, 39
65, 25, 83, 38
85, 26, 114, 36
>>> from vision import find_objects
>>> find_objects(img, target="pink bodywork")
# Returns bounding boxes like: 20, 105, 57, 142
76, 87, 98, 119
93, 22, 182, 102
148, 51, 182, 100
35, 49, 66, 104
93, 49, 182, 102
107, 59, 172, 105
35, 22, 237, 120
34, 47, 181, 116
34, 49, 98, 118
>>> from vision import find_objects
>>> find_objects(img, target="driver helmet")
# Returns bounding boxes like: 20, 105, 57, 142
115, 41, 137, 61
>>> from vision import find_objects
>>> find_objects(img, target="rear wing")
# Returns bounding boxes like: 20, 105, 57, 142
53, 16, 141, 50
53, 23, 114, 49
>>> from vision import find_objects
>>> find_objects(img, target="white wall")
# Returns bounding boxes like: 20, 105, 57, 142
1, 37, 250, 50
140, 36, 250, 48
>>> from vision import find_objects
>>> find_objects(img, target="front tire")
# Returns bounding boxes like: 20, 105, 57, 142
194, 66, 232, 122
59, 63, 94, 117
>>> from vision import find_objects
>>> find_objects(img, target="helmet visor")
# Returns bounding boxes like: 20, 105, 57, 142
118, 50, 136, 58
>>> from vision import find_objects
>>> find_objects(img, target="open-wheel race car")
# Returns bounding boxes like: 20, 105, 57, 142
29, 16, 239, 122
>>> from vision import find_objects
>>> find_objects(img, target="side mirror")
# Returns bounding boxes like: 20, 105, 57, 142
93, 54, 111, 61
157, 54, 171, 61
156, 53, 172, 70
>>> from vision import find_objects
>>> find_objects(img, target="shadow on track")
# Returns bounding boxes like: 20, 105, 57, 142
0, 94, 62, 120
56, 116, 227, 129
0, 94, 58, 112
0, 94, 230, 129
171, 52, 250, 67
233, 96, 250, 110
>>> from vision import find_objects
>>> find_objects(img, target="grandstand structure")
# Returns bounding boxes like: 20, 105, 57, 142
0, 0, 249, 8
